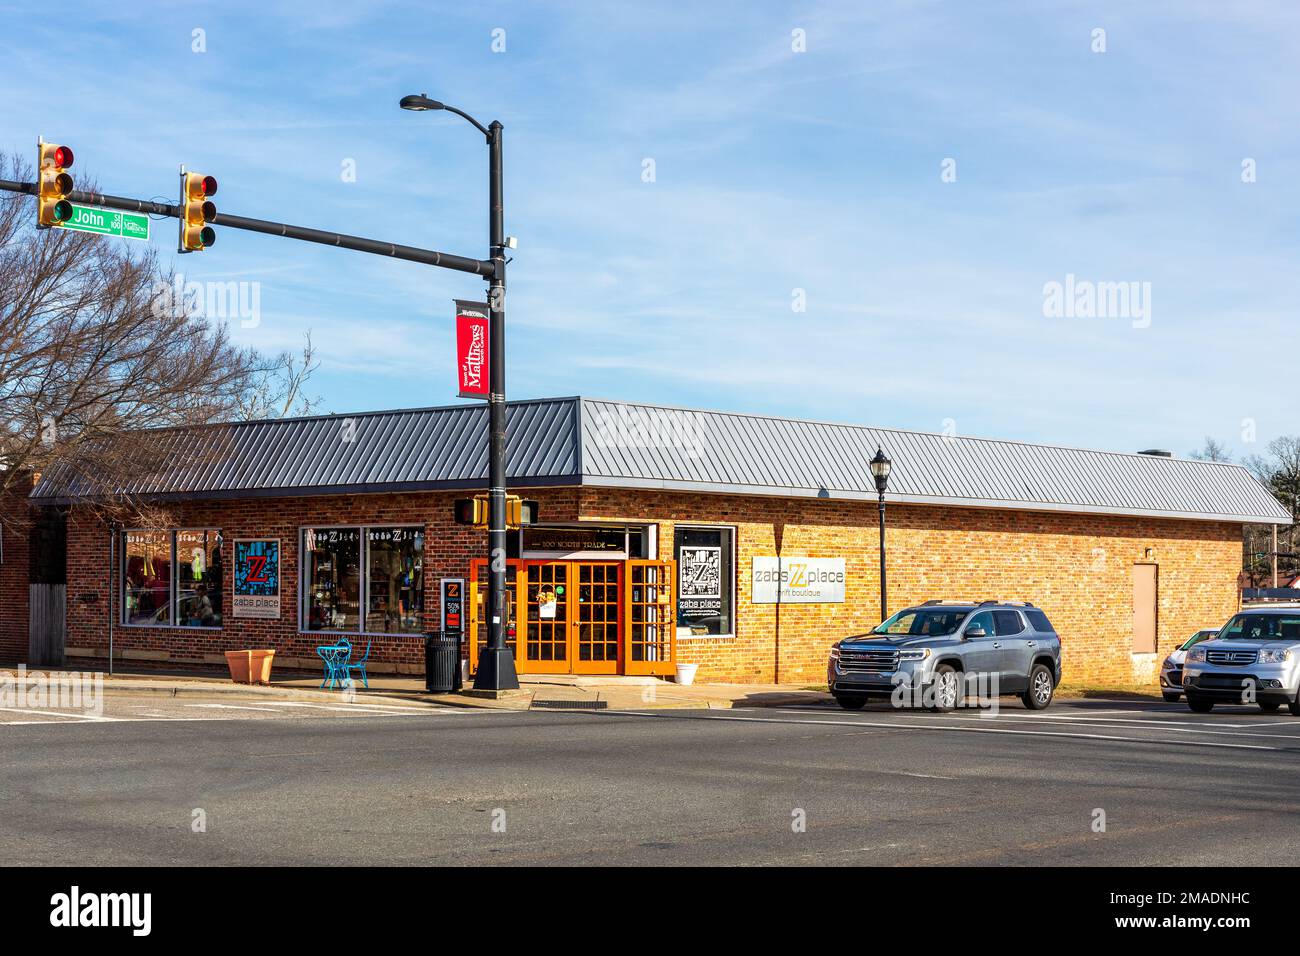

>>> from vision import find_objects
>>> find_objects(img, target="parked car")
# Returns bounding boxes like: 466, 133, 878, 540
1181, 605, 1300, 713
1158, 628, 1219, 702
827, 600, 1062, 712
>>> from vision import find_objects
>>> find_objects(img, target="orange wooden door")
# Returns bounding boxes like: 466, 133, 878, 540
623, 560, 676, 676
571, 562, 621, 675
522, 562, 572, 673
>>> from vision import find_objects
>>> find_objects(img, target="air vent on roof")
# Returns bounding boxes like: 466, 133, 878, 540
1138, 449, 1173, 457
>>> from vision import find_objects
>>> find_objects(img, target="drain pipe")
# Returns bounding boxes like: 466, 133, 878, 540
107, 522, 115, 676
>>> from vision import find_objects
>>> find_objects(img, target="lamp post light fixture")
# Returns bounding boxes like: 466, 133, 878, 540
400, 92, 518, 692
869, 447, 892, 623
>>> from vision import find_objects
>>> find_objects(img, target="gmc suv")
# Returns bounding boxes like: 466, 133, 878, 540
827, 600, 1062, 711
1180, 605, 1300, 714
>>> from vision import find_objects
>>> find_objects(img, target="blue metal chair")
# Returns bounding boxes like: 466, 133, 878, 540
345, 640, 371, 690
316, 638, 352, 689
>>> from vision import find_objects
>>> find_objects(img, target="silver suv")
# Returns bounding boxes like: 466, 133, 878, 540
827, 600, 1062, 712
1181, 605, 1300, 714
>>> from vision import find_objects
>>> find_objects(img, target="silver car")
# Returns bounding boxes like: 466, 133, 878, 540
1158, 628, 1219, 702
1181, 606, 1300, 713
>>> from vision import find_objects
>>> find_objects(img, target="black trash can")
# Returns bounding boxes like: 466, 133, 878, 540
424, 630, 462, 693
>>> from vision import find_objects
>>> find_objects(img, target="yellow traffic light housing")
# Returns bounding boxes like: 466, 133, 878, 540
179, 169, 218, 252
454, 495, 538, 528
36, 140, 74, 228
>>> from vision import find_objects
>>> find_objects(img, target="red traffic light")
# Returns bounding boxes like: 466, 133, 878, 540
200, 175, 217, 197
52, 145, 73, 168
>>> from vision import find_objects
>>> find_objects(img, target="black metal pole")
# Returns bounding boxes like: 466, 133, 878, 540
878, 492, 887, 622
473, 120, 518, 691
0, 180, 493, 276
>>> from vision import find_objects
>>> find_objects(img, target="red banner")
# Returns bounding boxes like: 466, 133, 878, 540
455, 300, 490, 400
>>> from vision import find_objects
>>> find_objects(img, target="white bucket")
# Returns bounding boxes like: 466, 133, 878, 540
675, 662, 699, 686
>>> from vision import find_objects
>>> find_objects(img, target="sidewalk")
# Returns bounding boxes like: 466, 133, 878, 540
58, 666, 832, 712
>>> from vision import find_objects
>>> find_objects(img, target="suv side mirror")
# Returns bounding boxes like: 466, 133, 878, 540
965, 626, 987, 639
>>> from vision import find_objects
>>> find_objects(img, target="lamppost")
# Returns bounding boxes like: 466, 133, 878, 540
400, 93, 518, 691
869, 447, 892, 623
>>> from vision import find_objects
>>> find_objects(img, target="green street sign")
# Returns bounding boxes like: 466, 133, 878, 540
55, 204, 150, 242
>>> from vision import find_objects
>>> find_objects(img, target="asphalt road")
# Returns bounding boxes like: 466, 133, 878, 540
3, 694, 1300, 866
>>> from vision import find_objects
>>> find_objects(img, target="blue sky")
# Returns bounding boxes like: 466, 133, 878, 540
4, 0, 1299, 457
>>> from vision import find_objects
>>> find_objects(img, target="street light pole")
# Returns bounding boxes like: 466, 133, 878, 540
400, 94, 517, 690
477, 119, 519, 690
869, 447, 892, 623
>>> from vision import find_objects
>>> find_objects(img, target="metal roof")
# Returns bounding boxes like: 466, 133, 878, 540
578, 399, 1292, 524
30, 396, 1292, 524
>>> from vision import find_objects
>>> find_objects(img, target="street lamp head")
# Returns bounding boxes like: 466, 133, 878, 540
869, 446, 892, 493
399, 93, 444, 112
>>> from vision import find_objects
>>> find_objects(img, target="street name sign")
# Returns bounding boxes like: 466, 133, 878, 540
55, 204, 150, 241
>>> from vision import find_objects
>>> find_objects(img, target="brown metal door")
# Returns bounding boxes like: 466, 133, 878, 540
1132, 564, 1158, 653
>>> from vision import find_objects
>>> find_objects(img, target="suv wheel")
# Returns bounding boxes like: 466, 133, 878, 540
1162, 691, 1181, 703
1258, 701, 1281, 713
927, 665, 960, 712
1187, 695, 1214, 713
834, 695, 867, 710
1022, 664, 1055, 710
1290, 693, 1300, 717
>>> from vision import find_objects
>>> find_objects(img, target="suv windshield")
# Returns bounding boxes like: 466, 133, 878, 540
1180, 629, 1217, 650
872, 607, 970, 637
1217, 614, 1300, 642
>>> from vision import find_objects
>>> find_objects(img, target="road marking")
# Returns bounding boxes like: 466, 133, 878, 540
255, 701, 460, 716
0, 707, 115, 722
184, 703, 286, 713
608, 710, 1284, 752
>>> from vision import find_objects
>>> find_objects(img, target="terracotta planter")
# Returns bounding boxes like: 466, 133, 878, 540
225, 649, 276, 684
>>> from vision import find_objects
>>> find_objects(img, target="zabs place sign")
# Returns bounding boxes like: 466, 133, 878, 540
751, 557, 846, 604
233, 539, 281, 619
55, 204, 150, 241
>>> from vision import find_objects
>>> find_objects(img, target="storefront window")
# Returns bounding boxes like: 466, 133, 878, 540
365, 527, 424, 634
674, 526, 734, 637
176, 530, 223, 627
302, 527, 362, 632
122, 531, 172, 626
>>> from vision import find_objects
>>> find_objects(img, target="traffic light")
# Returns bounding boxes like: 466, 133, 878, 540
506, 497, 539, 528
454, 496, 489, 526
36, 141, 74, 228
179, 169, 218, 252
454, 495, 539, 527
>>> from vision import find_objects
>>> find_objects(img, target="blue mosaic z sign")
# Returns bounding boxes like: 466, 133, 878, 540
233, 538, 281, 619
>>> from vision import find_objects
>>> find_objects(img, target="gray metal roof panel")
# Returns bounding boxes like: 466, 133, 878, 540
577, 398, 1292, 524
28, 395, 1291, 524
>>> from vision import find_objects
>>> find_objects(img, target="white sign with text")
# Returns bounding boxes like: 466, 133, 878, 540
752, 557, 846, 604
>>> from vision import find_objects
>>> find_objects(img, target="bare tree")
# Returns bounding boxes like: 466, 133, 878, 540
1242, 436, 1300, 583
235, 329, 322, 420
0, 152, 262, 530
1189, 436, 1232, 462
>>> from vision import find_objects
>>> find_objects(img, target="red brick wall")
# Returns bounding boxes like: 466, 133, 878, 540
62, 485, 1244, 687
64, 489, 580, 673
578, 488, 1244, 686
0, 487, 33, 664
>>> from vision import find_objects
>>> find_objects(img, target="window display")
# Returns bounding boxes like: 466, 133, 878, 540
674, 526, 734, 637
176, 529, 223, 627
122, 531, 172, 626
302, 527, 362, 632
364, 527, 424, 633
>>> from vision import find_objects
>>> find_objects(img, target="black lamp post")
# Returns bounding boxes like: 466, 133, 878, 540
869, 447, 892, 623
400, 92, 518, 691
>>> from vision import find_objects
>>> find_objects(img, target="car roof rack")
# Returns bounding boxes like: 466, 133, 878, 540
921, 599, 976, 606
977, 599, 1035, 607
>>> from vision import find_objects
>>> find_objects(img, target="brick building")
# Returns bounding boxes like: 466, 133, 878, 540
9, 397, 1290, 686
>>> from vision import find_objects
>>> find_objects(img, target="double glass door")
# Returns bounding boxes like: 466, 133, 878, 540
469, 559, 675, 676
